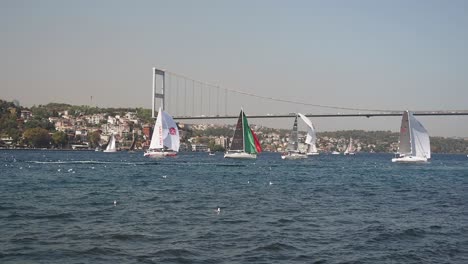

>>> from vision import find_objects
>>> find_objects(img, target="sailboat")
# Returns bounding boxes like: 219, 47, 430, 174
392, 110, 431, 163
224, 109, 262, 159
103, 133, 117, 153
343, 137, 356, 155
128, 132, 136, 152
281, 114, 307, 160
144, 107, 180, 158
298, 113, 319, 156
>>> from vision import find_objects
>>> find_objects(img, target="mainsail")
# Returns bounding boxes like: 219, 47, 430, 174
104, 133, 117, 152
149, 107, 179, 151
226, 109, 261, 155
286, 116, 299, 151
230, 111, 245, 151
149, 109, 163, 150
397, 111, 411, 155
393, 110, 431, 162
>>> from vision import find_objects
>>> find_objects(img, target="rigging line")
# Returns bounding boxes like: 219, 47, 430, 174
166, 71, 397, 112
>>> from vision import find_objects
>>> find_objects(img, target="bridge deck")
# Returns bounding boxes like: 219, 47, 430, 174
173, 111, 468, 120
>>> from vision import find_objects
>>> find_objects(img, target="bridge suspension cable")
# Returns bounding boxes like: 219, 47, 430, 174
165, 70, 398, 113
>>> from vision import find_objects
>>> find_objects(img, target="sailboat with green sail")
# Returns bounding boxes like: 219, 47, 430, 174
224, 109, 262, 159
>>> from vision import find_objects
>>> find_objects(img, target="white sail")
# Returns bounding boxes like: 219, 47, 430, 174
104, 133, 117, 152
392, 111, 430, 163
298, 113, 318, 154
161, 110, 180, 152
409, 112, 431, 159
344, 137, 354, 154
149, 108, 163, 150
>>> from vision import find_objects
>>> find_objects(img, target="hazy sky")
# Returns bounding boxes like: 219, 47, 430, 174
1, 0, 467, 136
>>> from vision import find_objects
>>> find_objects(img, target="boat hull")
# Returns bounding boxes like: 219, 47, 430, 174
103, 149, 117, 153
392, 156, 428, 163
144, 150, 177, 158
281, 153, 307, 160
224, 152, 257, 159
306, 152, 319, 156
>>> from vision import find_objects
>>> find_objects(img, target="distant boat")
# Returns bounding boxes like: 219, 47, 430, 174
144, 107, 180, 158
224, 109, 262, 159
128, 132, 136, 152
298, 113, 319, 156
281, 114, 307, 160
344, 137, 356, 155
331, 151, 340, 155
103, 134, 117, 153
392, 110, 430, 163
209, 152, 216, 156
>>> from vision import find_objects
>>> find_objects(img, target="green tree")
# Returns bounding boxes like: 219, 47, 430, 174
88, 130, 101, 148
23, 127, 50, 148
51, 131, 68, 149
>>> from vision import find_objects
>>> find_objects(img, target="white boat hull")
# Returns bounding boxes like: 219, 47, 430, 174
224, 152, 257, 159
281, 153, 307, 160
103, 149, 117, 153
344, 152, 355, 155
392, 156, 428, 163
306, 152, 319, 156
144, 150, 177, 158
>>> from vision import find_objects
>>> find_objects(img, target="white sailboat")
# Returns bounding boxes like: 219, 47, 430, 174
224, 109, 262, 159
392, 110, 431, 163
103, 133, 117, 153
344, 137, 356, 155
282, 114, 307, 160
298, 113, 319, 156
144, 107, 180, 158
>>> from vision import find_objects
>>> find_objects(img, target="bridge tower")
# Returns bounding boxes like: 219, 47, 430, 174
152, 67, 165, 118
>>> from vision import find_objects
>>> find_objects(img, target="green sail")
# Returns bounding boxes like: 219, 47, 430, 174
242, 112, 257, 154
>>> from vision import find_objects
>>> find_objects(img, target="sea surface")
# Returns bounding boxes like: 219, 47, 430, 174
1, 150, 467, 264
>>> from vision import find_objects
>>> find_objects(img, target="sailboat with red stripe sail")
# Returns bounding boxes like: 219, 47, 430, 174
224, 109, 262, 159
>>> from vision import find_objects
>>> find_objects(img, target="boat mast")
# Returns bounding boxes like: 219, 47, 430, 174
407, 110, 413, 156
241, 108, 245, 152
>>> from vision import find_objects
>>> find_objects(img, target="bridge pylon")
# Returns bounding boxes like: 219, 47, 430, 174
152, 67, 166, 118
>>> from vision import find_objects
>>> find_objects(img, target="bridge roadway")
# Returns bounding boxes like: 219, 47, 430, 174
173, 111, 468, 120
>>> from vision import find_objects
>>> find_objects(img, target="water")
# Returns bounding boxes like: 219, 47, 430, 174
1, 150, 467, 263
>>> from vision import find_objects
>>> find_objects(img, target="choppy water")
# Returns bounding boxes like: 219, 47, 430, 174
1, 150, 467, 263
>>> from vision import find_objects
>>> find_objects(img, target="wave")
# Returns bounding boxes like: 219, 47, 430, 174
370, 227, 427, 242
251, 242, 300, 252
152, 248, 198, 259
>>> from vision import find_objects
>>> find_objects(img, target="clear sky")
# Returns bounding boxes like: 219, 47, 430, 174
1, 0, 467, 137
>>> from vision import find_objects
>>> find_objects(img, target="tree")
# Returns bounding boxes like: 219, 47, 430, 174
88, 130, 102, 148
23, 128, 50, 148
51, 131, 68, 149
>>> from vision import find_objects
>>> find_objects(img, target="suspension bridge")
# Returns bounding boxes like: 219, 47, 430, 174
151, 67, 468, 120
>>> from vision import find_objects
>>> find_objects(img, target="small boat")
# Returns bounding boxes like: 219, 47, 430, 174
281, 114, 307, 160
298, 113, 319, 156
392, 110, 430, 163
144, 107, 180, 158
224, 109, 262, 159
208, 152, 215, 156
331, 151, 340, 155
128, 132, 136, 153
103, 134, 117, 153
343, 137, 356, 155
